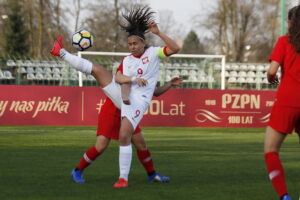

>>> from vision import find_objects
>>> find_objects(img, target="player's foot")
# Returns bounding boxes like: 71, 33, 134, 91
147, 172, 170, 182
280, 194, 292, 200
113, 178, 128, 188
50, 36, 64, 56
71, 169, 85, 183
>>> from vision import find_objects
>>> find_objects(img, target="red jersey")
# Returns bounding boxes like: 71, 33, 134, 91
96, 63, 141, 139
269, 35, 300, 107
96, 97, 141, 139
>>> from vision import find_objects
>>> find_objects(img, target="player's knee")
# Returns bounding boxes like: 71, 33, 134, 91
94, 138, 109, 152
119, 134, 131, 145
94, 143, 107, 153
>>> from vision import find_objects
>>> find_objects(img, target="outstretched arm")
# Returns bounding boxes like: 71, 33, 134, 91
148, 21, 181, 55
115, 71, 148, 86
153, 77, 182, 97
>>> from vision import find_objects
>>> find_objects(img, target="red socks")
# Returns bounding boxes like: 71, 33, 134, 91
265, 152, 288, 197
76, 147, 156, 176
77, 146, 101, 171
137, 149, 155, 174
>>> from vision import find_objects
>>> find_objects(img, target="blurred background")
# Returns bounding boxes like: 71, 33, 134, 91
0, 0, 299, 89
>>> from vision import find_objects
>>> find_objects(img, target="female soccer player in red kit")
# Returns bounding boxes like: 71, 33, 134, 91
72, 77, 182, 184
264, 5, 300, 200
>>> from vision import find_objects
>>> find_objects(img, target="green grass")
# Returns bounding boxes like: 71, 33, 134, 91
0, 126, 299, 200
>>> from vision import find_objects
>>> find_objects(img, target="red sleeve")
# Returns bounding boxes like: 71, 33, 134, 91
116, 60, 123, 74
269, 36, 287, 66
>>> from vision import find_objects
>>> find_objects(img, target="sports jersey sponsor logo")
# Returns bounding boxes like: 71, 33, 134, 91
142, 56, 149, 64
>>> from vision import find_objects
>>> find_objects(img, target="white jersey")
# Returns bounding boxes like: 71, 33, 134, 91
122, 46, 164, 105
103, 46, 168, 129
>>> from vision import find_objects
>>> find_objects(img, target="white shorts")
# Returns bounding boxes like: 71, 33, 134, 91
102, 76, 122, 109
121, 97, 149, 130
102, 76, 149, 130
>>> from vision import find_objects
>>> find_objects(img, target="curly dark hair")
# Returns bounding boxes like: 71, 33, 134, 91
120, 5, 155, 40
288, 5, 300, 53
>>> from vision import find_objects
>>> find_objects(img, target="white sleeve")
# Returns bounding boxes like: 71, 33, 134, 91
122, 58, 130, 76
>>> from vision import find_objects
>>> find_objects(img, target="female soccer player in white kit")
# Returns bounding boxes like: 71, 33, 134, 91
50, 5, 180, 188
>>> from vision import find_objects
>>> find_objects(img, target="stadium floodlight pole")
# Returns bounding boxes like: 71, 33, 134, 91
280, 0, 286, 36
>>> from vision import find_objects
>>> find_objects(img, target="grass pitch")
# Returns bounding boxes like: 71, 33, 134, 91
0, 126, 299, 200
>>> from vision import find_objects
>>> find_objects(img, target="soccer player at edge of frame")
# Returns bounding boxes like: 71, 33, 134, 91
50, 5, 180, 188
71, 76, 182, 184
264, 5, 300, 200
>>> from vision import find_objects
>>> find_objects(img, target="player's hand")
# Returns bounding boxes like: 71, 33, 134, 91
268, 75, 279, 85
148, 21, 160, 35
170, 77, 183, 86
135, 77, 148, 86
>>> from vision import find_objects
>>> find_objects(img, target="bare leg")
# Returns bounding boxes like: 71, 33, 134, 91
91, 64, 113, 88
119, 117, 134, 146
95, 135, 111, 152
51, 37, 114, 88
132, 133, 147, 151
60, 49, 113, 88
264, 126, 286, 153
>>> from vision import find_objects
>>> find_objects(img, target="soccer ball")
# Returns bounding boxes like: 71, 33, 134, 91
72, 30, 93, 51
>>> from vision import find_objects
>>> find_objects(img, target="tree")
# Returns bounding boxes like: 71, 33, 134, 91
3, 0, 29, 56
181, 30, 205, 54
201, 0, 258, 62
21, 0, 70, 57
196, 0, 297, 62
247, 0, 280, 62
0, 0, 6, 55
84, 0, 149, 52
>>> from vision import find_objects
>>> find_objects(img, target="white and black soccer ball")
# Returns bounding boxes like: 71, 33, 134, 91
72, 30, 93, 51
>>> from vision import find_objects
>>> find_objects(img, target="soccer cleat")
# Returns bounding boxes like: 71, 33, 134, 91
50, 36, 64, 56
71, 169, 85, 183
147, 172, 170, 182
281, 194, 292, 200
113, 178, 128, 188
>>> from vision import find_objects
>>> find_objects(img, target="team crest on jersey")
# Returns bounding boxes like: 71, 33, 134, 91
142, 57, 149, 64
137, 68, 143, 75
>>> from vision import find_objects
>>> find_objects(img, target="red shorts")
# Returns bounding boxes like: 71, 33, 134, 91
96, 98, 141, 140
268, 103, 300, 134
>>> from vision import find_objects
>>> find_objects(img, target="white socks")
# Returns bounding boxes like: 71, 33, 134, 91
119, 144, 132, 181
60, 49, 93, 74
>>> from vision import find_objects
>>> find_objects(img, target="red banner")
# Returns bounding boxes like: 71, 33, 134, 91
0, 85, 276, 127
